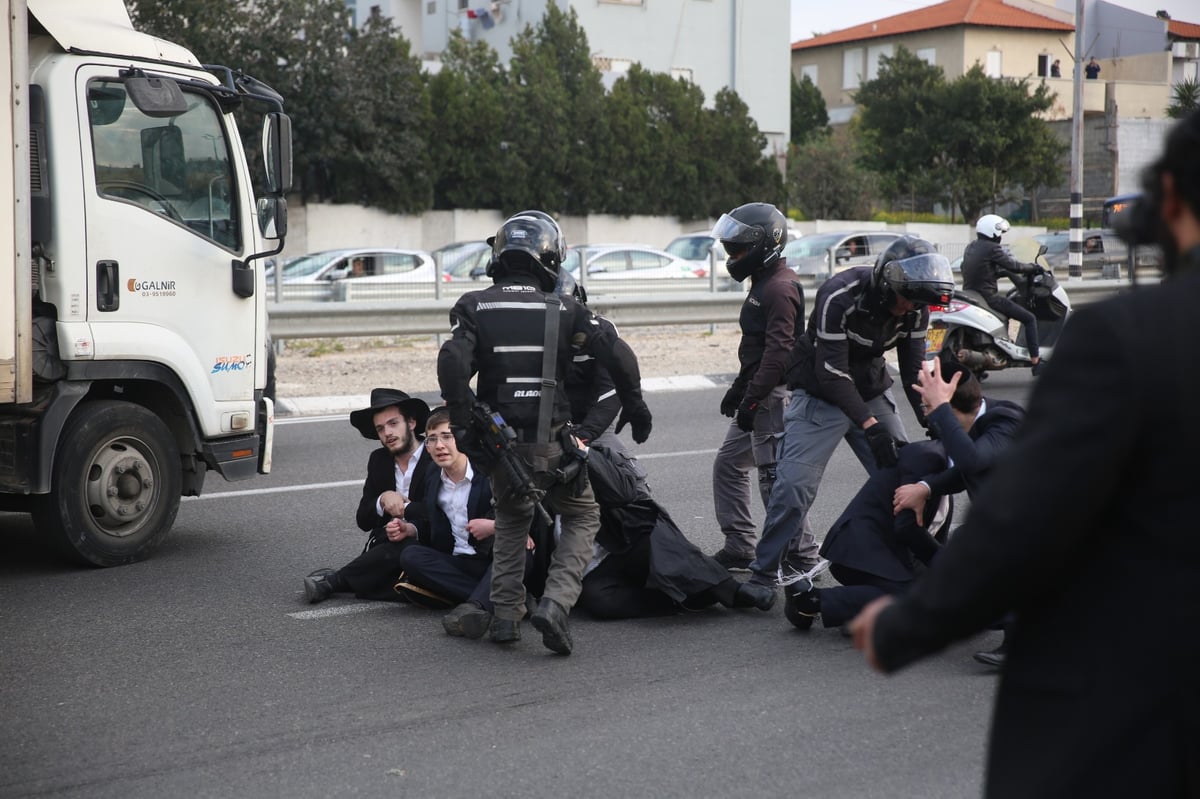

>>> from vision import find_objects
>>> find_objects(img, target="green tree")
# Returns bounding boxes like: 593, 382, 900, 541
788, 128, 878, 220
856, 47, 1065, 221
701, 88, 785, 217
607, 66, 709, 217
428, 34, 511, 209
854, 47, 945, 207
790, 73, 829, 145
333, 11, 433, 212
1167, 77, 1200, 118
502, 5, 611, 215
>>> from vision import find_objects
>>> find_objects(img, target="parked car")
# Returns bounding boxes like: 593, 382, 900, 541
782, 231, 901, 277
433, 241, 492, 281
564, 245, 707, 293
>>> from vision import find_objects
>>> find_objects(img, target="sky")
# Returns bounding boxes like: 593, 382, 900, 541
789, 0, 1193, 43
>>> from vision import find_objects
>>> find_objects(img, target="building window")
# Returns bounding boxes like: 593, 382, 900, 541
917, 47, 936, 66
800, 64, 818, 83
843, 48, 862, 89
867, 43, 894, 80
985, 50, 1002, 78
427, 2, 436, 14
1037, 53, 1050, 77
593, 56, 632, 74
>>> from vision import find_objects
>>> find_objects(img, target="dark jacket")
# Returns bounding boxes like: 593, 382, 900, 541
923, 398, 1025, 500
566, 316, 623, 442
820, 442, 948, 580
410, 459, 495, 559
355, 446, 437, 540
733, 260, 804, 405
871, 247, 1200, 797
961, 238, 1039, 299
438, 274, 644, 437
786, 266, 928, 426
585, 443, 731, 601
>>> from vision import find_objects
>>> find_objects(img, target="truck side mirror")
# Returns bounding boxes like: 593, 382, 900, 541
262, 112, 293, 195
256, 196, 287, 240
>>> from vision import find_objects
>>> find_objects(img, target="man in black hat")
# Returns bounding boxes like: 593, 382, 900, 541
302, 388, 439, 603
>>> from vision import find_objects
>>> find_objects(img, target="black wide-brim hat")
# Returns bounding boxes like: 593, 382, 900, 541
349, 388, 431, 441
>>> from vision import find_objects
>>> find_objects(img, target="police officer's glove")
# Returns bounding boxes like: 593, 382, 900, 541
735, 398, 758, 433
720, 385, 743, 418
865, 423, 901, 469
615, 401, 653, 444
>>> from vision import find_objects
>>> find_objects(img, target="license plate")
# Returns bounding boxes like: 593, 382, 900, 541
925, 326, 947, 355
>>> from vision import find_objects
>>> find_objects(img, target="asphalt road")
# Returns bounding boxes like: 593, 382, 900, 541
0, 371, 1036, 798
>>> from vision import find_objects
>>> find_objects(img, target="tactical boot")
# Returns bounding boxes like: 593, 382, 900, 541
530, 597, 573, 655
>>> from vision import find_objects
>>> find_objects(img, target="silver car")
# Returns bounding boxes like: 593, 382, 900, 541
783, 231, 901, 277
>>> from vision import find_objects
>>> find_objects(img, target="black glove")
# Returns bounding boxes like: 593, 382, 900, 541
865, 424, 901, 469
615, 400, 653, 444
735, 398, 758, 433
720, 385, 743, 418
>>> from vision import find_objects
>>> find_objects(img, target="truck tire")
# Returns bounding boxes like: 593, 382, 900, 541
32, 400, 182, 567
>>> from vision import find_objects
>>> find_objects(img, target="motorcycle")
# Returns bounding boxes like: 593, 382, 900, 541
926, 244, 1071, 376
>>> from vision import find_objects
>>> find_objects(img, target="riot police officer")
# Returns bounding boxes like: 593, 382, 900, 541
437, 211, 652, 655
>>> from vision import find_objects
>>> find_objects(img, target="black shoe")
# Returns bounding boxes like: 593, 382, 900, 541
443, 602, 493, 639
711, 548, 753, 572
530, 597, 573, 655
488, 617, 521, 644
973, 639, 1008, 668
303, 570, 337, 604
783, 584, 820, 630
732, 581, 777, 612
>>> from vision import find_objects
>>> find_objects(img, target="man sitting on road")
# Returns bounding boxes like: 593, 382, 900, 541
301, 388, 437, 603
393, 408, 538, 639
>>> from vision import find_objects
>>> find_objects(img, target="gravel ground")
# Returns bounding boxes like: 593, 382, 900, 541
274, 324, 743, 399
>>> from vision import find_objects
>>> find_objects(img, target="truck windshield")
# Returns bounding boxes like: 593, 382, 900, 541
88, 79, 240, 250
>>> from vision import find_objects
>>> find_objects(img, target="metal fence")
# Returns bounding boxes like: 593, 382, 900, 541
267, 277, 1151, 341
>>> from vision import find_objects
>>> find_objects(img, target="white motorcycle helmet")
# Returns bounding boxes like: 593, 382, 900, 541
976, 214, 1010, 241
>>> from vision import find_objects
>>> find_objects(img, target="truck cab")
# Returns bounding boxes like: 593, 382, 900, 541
1, 0, 291, 565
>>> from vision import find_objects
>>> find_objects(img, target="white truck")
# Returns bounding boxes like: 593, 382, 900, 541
2, 0, 291, 565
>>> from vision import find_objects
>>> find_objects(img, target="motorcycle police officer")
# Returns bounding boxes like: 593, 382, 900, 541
961, 214, 1045, 374
746, 236, 955, 594
437, 211, 652, 655
708, 203, 816, 579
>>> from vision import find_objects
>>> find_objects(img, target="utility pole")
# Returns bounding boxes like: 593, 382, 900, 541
1068, 0, 1085, 278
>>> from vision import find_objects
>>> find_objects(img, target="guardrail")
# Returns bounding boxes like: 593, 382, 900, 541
267, 277, 1152, 340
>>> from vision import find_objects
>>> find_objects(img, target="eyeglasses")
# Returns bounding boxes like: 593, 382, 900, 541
425, 432, 457, 445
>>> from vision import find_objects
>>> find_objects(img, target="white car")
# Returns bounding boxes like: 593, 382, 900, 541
274, 248, 442, 300
565, 245, 708, 283
783, 231, 901, 277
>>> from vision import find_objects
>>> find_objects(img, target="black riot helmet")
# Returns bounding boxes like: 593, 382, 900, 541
871, 236, 955, 309
486, 211, 566, 291
711, 202, 787, 282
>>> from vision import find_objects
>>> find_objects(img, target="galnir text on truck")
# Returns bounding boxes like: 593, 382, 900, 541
2, 0, 291, 565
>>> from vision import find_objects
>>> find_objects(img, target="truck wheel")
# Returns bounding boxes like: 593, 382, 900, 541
33, 401, 182, 567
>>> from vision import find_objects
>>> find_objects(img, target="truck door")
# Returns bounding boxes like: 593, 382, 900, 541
80, 70, 256, 405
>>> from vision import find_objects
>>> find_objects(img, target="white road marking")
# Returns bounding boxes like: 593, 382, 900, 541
288, 603, 394, 620
187, 451, 716, 500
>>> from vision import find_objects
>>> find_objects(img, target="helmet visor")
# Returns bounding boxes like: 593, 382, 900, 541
711, 213, 763, 247
888, 253, 955, 305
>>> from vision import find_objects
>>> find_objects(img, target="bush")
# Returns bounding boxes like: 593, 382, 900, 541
871, 210, 953, 224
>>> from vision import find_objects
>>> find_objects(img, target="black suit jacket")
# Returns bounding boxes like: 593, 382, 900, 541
355, 447, 437, 537
922, 398, 1025, 500
411, 460, 494, 559
872, 251, 1200, 797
